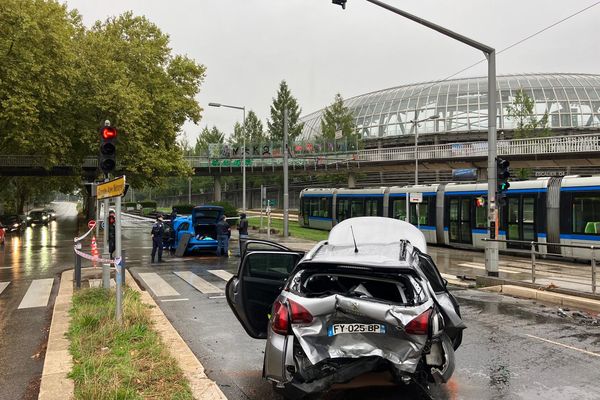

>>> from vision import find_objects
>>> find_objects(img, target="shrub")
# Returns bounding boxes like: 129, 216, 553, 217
207, 201, 239, 225
171, 204, 194, 215
138, 201, 157, 209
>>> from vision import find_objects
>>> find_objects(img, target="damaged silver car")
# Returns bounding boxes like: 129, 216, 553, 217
226, 217, 465, 399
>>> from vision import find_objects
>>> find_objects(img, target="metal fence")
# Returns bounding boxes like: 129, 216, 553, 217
485, 238, 598, 294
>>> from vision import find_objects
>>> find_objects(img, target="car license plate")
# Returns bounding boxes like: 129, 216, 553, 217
327, 323, 386, 336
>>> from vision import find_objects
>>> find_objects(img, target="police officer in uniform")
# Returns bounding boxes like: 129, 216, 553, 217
151, 215, 165, 263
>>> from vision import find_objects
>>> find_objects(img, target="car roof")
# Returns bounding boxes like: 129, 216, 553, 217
301, 217, 427, 269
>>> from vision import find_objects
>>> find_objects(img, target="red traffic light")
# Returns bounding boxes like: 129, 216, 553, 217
101, 126, 117, 140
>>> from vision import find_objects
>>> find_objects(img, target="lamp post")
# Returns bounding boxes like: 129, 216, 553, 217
209, 102, 247, 212
410, 114, 439, 186
332, 0, 499, 277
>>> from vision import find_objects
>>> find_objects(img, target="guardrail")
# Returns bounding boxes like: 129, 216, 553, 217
484, 238, 598, 294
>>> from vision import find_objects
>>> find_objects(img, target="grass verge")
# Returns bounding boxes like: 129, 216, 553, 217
249, 217, 328, 242
68, 288, 193, 400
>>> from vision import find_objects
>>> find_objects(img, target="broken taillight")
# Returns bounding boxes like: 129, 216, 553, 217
272, 301, 289, 335
288, 299, 313, 324
405, 308, 432, 335
272, 299, 313, 335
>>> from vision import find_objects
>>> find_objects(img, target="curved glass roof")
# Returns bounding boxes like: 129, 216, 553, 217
299, 73, 600, 140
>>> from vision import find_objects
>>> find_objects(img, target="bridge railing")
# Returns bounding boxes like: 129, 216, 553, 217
3, 133, 600, 169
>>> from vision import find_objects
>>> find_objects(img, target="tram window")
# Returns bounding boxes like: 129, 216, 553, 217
572, 195, 600, 234
337, 199, 350, 222
392, 198, 407, 220
302, 198, 309, 217
351, 199, 365, 217
409, 197, 430, 225
523, 198, 535, 224
365, 199, 380, 216
475, 201, 487, 229
319, 197, 330, 218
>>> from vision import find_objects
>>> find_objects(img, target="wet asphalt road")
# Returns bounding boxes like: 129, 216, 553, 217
1, 204, 600, 399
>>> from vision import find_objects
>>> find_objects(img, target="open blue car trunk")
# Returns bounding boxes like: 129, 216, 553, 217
179, 206, 224, 254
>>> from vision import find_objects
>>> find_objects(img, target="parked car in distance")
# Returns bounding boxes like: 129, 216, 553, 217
171, 206, 224, 255
44, 208, 57, 220
226, 217, 465, 399
0, 215, 26, 233
27, 210, 50, 225
0, 223, 5, 245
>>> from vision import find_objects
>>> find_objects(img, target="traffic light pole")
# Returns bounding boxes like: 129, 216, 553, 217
336, 0, 499, 276
115, 193, 123, 322
102, 177, 110, 288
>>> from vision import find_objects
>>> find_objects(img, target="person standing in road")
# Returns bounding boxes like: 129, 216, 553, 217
216, 215, 230, 257
151, 215, 165, 263
238, 213, 249, 257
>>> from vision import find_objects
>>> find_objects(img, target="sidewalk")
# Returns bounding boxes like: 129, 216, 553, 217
38, 269, 227, 400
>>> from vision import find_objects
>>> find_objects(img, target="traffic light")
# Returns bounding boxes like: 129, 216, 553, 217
99, 125, 117, 175
475, 197, 486, 208
496, 157, 510, 206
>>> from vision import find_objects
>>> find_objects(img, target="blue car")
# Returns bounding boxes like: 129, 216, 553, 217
172, 206, 224, 255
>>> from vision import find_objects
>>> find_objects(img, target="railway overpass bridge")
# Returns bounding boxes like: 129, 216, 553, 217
2, 133, 600, 192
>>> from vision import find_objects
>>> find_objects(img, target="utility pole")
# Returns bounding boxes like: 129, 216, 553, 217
283, 109, 289, 238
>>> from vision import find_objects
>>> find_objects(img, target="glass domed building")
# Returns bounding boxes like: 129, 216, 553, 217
299, 73, 600, 145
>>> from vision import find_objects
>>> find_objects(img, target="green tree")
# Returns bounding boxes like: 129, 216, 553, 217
505, 89, 549, 139
71, 12, 206, 186
320, 93, 357, 141
267, 80, 304, 142
229, 110, 266, 146
194, 126, 224, 155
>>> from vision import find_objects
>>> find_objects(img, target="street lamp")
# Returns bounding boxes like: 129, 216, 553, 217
332, 0, 500, 277
410, 114, 439, 186
209, 102, 247, 212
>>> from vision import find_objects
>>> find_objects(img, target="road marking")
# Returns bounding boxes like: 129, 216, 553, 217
457, 262, 521, 275
138, 273, 180, 297
526, 334, 600, 358
174, 271, 223, 294
89, 279, 115, 288
209, 295, 226, 299
208, 269, 234, 282
0, 282, 10, 296
161, 298, 189, 302
18, 278, 54, 309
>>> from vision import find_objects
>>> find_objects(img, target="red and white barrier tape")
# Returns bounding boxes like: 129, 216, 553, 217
74, 225, 96, 243
74, 247, 114, 264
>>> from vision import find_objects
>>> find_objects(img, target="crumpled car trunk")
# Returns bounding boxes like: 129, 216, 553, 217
194, 224, 216, 240
286, 270, 434, 374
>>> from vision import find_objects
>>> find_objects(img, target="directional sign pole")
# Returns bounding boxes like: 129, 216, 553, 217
102, 189, 110, 289
115, 192, 123, 323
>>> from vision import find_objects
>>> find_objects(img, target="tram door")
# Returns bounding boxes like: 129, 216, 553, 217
449, 197, 473, 244
506, 195, 536, 249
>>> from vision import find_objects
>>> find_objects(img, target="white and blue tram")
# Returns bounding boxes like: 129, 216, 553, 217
299, 176, 600, 258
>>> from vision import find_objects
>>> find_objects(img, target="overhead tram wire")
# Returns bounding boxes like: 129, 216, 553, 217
400, 0, 600, 102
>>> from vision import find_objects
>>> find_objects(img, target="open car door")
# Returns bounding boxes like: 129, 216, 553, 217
226, 240, 304, 339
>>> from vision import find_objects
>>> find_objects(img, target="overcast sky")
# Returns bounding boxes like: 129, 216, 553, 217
65, 0, 600, 144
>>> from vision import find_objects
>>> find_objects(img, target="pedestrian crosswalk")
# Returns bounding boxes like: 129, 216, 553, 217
1, 279, 55, 310
137, 269, 234, 299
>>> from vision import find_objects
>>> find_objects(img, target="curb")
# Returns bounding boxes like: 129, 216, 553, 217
482, 284, 600, 313
441, 273, 476, 289
38, 270, 74, 400
125, 270, 227, 400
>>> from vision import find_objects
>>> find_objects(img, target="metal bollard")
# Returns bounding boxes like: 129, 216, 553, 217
530, 242, 536, 284
591, 246, 596, 294
74, 251, 82, 289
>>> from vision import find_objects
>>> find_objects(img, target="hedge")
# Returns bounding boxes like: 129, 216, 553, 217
171, 204, 194, 215
138, 201, 157, 209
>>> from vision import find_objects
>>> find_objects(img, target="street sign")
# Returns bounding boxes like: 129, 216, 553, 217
88, 220, 96, 229
452, 168, 478, 181
409, 193, 423, 203
97, 176, 126, 200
